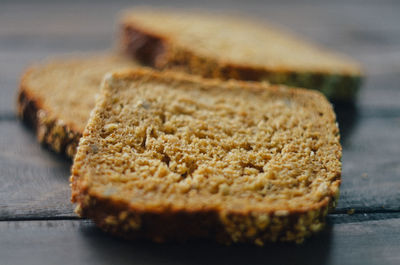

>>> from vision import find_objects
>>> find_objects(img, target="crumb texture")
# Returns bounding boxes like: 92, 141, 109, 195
22, 54, 139, 132
72, 71, 341, 215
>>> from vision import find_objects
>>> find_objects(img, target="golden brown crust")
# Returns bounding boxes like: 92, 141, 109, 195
17, 71, 80, 158
72, 174, 333, 244
71, 69, 341, 245
121, 23, 362, 102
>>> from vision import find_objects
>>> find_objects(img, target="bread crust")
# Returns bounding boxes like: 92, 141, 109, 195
17, 69, 80, 158
72, 175, 336, 245
16, 55, 140, 159
121, 23, 362, 102
71, 69, 342, 245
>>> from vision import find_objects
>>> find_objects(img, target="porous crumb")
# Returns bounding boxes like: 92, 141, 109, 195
71, 70, 341, 244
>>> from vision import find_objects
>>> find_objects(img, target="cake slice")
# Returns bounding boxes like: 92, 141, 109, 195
70, 69, 341, 245
17, 54, 141, 158
121, 9, 362, 101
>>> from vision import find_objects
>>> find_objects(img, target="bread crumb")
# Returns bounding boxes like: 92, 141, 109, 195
104, 123, 118, 132
71, 69, 341, 244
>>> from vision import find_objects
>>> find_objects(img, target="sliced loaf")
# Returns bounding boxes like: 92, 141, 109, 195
121, 9, 362, 101
17, 54, 140, 158
71, 69, 341, 245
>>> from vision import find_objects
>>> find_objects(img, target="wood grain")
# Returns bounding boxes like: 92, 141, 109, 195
1, 214, 400, 265
0, 120, 74, 220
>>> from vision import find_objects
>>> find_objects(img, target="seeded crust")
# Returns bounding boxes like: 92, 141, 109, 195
17, 54, 140, 158
120, 9, 363, 102
71, 69, 341, 245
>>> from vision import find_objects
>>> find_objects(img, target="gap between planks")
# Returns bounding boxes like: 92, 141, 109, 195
1, 212, 400, 223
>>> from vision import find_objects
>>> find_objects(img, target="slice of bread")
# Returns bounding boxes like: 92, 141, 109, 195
70, 69, 341, 245
17, 54, 140, 158
121, 9, 362, 101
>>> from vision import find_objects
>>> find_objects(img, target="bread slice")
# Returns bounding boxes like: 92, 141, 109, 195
70, 68, 341, 245
17, 54, 140, 158
120, 9, 362, 101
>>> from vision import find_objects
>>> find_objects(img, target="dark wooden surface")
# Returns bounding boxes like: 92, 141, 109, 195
1, 214, 400, 265
1, 0, 399, 264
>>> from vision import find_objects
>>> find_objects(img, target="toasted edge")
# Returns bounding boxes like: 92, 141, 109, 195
17, 68, 81, 159
71, 69, 341, 245
120, 18, 363, 102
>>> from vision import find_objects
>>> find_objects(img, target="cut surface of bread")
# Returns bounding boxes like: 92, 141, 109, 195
71, 69, 341, 245
121, 9, 363, 101
17, 54, 140, 158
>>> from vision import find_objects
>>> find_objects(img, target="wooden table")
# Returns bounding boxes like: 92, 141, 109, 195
1, 1, 399, 264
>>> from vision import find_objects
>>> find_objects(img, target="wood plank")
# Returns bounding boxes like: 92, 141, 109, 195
2, 2, 400, 58
358, 73, 400, 109
335, 107, 400, 212
1, 108, 400, 219
1, 0, 399, 35
2, 1, 400, 58
0, 214, 400, 265
0, 120, 74, 220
